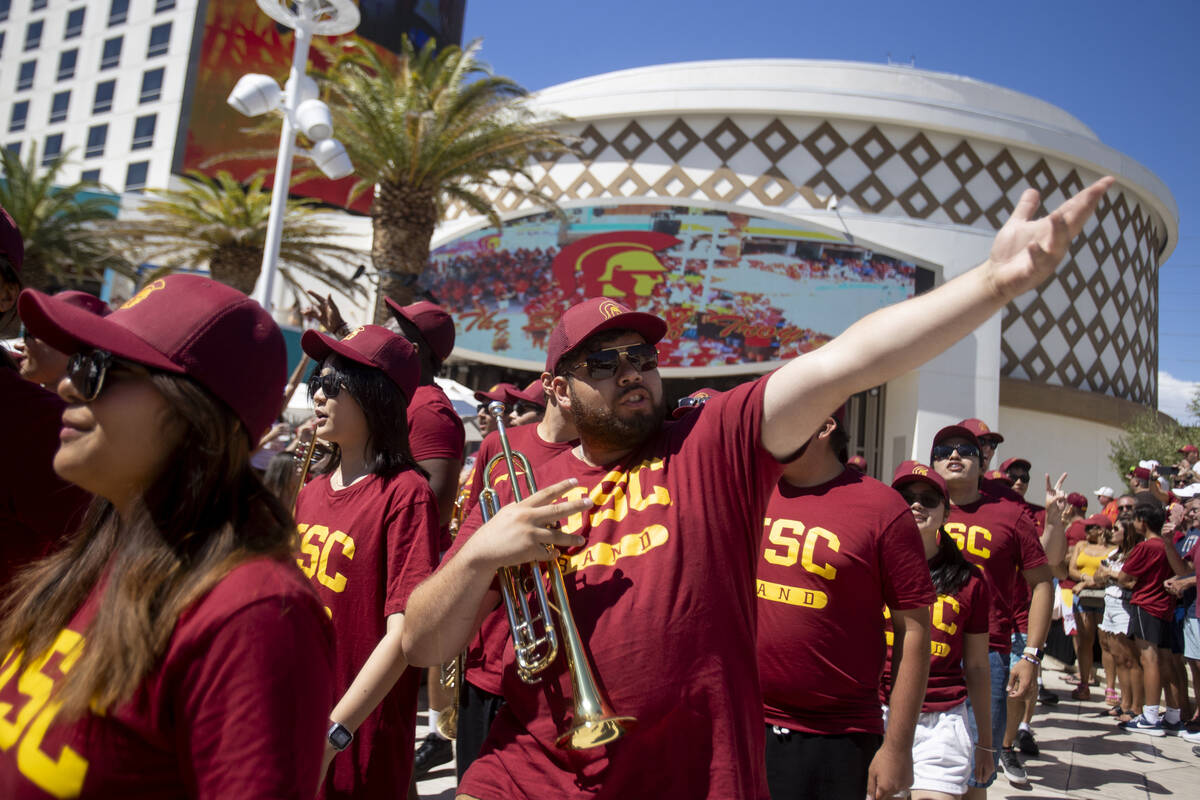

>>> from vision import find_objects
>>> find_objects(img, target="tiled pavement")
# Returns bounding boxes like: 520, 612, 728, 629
413, 664, 1200, 799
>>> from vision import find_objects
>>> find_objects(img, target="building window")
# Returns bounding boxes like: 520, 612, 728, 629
125, 160, 149, 192
0, 31, 6, 58
140, 67, 164, 103
32, 0, 48, 9
108, 0, 129, 27
6, 142, 21, 157
93, 79, 115, 114
24, 20, 43, 51
100, 36, 121, 70
65, 7, 85, 39
147, 23, 170, 58
17, 60, 36, 92
49, 91, 69, 124
131, 114, 156, 150
58, 49, 77, 81
155, 0, 175, 11
81, 168, 101, 183
43, 133, 63, 166
9, 101, 29, 133
85, 124, 107, 159
0, 0, 10, 23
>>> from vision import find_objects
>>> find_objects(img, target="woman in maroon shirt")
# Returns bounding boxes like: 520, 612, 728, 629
886, 462, 994, 798
0, 276, 336, 799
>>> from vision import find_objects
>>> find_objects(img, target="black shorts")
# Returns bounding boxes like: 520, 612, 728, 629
1128, 605, 1168, 648
456, 680, 506, 781
764, 724, 883, 800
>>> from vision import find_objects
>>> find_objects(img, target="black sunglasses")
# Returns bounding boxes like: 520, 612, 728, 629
308, 372, 345, 399
931, 442, 980, 461
900, 489, 944, 509
676, 396, 710, 410
569, 343, 658, 379
66, 349, 115, 402
511, 402, 542, 416
1007, 470, 1031, 483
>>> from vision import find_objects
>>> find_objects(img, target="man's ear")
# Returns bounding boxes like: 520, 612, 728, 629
549, 374, 572, 410
815, 417, 837, 440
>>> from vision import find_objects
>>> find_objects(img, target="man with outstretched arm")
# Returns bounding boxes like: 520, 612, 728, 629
401, 178, 1113, 800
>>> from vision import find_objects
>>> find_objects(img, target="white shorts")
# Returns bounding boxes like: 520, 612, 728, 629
883, 701, 973, 796
1100, 597, 1132, 635
1185, 616, 1200, 661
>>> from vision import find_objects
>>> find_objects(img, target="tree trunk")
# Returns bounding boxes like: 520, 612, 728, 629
371, 181, 438, 323
209, 245, 263, 295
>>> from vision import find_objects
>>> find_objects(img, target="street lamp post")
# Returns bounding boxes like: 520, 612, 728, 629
227, 0, 360, 314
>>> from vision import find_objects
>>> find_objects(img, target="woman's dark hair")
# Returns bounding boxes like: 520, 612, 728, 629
928, 523, 975, 597
262, 451, 299, 502
0, 372, 297, 719
309, 355, 425, 480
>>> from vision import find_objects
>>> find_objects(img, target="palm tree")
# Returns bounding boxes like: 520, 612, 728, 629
109, 170, 366, 299
314, 36, 569, 320
0, 145, 133, 293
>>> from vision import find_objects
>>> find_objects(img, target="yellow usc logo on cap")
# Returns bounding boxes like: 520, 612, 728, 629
977, 422, 990, 432
120, 279, 166, 309
598, 300, 628, 320
343, 325, 366, 340
912, 465, 929, 476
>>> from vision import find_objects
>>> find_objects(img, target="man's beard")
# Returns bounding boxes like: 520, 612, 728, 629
568, 379, 665, 452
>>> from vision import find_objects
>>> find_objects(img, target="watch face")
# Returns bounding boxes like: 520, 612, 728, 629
329, 724, 353, 750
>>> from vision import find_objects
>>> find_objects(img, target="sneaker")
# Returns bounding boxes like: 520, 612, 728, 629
1119, 714, 1165, 737
1038, 687, 1059, 705
413, 732, 453, 777
1016, 727, 1039, 756
1161, 719, 1185, 736
1182, 728, 1200, 744
999, 747, 1028, 785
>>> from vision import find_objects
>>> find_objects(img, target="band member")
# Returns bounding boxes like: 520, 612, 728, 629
1, 275, 335, 797
295, 324, 441, 798
401, 178, 1112, 799
456, 376, 578, 780
885, 462, 994, 799
758, 415, 933, 799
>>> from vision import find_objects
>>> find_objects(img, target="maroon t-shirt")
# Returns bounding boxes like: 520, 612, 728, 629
294, 470, 439, 800
448, 378, 781, 800
0, 370, 91, 595
1121, 537, 1175, 620
0, 559, 335, 799
756, 469, 934, 735
1010, 504, 1045, 635
881, 565, 990, 712
407, 383, 466, 463
461, 424, 577, 696
946, 494, 1046, 652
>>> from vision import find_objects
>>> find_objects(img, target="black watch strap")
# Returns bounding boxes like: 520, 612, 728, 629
328, 722, 353, 751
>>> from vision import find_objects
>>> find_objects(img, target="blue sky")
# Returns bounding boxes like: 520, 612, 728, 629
461, 0, 1199, 420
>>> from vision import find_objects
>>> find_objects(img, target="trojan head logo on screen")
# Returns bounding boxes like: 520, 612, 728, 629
552, 231, 681, 303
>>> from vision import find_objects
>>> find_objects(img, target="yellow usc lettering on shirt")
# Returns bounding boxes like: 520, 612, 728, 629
295, 523, 356, 593
942, 522, 992, 559
559, 457, 670, 536
882, 605, 953, 656
760, 517, 840, 579
0, 630, 89, 797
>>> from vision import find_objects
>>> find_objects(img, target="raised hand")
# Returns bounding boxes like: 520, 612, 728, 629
303, 290, 348, 335
985, 177, 1114, 301
1045, 472, 1071, 523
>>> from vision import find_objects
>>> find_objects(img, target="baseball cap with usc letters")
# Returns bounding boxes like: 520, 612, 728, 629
545, 298, 667, 373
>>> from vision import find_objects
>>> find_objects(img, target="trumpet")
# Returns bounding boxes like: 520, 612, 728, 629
479, 401, 634, 749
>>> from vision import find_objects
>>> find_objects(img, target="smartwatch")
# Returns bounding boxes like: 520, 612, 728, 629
1022, 645, 1044, 661
328, 722, 353, 751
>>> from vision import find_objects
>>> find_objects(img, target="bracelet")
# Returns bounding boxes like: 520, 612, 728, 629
975, 744, 996, 752
1020, 654, 1040, 666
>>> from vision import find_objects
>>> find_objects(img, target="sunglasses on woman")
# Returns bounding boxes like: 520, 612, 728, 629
900, 489, 944, 509
66, 349, 116, 402
930, 442, 980, 461
308, 372, 345, 399
568, 343, 659, 380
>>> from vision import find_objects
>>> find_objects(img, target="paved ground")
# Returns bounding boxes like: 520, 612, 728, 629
412, 664, 1200, 799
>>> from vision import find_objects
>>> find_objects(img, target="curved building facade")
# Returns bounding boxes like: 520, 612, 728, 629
427, 60, 1177, 488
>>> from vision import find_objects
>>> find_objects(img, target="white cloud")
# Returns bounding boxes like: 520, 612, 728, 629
1158, 370, 1198, 423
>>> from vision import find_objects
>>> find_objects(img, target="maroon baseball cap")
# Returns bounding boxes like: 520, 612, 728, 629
545, 297, 667, 373
932, 424, 980, 451
985, 469, 1014, 486
474, 382, 518, 406
671, 387, 720, 419
508, 378, 547, 408
1179, 445, 1198, 454
1083, 513, 1112, 528
1000, 457, 1032, 473
846, 455, 867, 472
0, 204, 23, 275
302, 324, 418, 402
1065, 492, 1088, 511
892, 460, 949, 503
384, 298, 455, 363
54, 290, 110, 317
958, 417, 1003, 443
1132, 467, 1152, 481
18, 275, 285, 443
